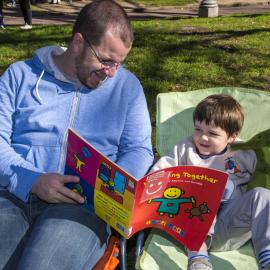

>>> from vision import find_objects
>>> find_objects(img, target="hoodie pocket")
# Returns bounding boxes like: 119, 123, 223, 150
14, 144, 61, 173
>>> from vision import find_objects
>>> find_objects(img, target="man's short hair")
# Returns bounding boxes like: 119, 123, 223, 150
193, 94, 244, 136
72, 0, 134, 48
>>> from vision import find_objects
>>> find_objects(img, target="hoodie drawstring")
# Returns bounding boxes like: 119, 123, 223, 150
35, 69, 45, 104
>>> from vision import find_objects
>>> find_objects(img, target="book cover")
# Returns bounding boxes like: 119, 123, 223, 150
65, 128, 228, 251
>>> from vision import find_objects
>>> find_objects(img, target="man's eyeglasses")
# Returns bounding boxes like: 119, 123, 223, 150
82, 35, 120, 69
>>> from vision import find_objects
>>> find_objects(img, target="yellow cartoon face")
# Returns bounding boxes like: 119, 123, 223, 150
163, 187, 183, 199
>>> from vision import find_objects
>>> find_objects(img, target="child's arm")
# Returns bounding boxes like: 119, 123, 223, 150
150, 138, 190, 173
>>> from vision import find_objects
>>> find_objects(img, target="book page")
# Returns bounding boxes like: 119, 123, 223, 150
131, 166, 228, 251
65, 128, 137, 237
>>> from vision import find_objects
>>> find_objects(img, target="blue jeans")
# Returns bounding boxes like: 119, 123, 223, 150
0, 189, 110, 270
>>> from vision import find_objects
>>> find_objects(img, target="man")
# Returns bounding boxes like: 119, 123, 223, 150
0, 1, 153, 269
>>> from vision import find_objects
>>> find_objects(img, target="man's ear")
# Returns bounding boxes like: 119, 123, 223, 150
71, 32, 85, 54
228, 132, 238, 144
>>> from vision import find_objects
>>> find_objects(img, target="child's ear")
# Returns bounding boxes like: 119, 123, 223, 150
228, 132, 238, 144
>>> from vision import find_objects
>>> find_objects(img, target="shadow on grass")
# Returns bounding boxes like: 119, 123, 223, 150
1, 23, 269, 81
129, 22, 270, 115
133, 26, 270, 75
0, 17, 269, 114
0, 25, 70, 72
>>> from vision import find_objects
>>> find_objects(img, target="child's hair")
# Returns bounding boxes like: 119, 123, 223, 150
193, 94, 244, 136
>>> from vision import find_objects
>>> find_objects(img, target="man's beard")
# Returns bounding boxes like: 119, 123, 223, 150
75, 55, 107, 89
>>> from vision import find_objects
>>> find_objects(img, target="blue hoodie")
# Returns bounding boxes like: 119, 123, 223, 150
0, 46, 153, 201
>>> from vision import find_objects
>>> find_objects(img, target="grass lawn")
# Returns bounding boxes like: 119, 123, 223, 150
0, 13, 269, 144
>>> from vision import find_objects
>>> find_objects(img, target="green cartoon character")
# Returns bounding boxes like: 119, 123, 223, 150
148, 186, 195, 218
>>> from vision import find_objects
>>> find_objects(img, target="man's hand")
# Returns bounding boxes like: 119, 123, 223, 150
32, 173, 84, 204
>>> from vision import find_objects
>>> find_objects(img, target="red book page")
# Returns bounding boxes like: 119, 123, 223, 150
132, 166, 228, 251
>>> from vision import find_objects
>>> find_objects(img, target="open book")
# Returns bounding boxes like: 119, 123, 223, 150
65, 128, 228, 251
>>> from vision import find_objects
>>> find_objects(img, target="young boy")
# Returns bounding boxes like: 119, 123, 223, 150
151, 94, 270, 270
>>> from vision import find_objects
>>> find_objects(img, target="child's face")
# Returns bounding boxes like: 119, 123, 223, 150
192, 120, 236, 156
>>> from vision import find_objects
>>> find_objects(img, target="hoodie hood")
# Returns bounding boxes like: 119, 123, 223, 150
31, 46, 82, 104
35, 45, 80, 85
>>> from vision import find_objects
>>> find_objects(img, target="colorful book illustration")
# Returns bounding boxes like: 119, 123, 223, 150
65, 128, 228, 251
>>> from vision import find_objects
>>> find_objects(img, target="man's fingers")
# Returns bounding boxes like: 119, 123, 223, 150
59, 186, 85, 204
60, 175, 80, 184
32, 173, 84, 204
54, 175, 84, 204
53, 192, 80, 204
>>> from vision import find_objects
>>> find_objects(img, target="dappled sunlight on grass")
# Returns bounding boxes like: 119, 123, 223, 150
0, 25, 71, 71
127, 14, 270, 95
0, 14, 269, 144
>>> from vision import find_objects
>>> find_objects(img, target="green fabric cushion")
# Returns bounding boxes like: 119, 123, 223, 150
156, 87, 270, 156
231, 129, 270, 190
137, 229, 257, 270
138, 87, 270, 270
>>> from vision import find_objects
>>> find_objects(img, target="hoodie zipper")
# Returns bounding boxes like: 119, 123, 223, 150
58, 87, 81, 172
